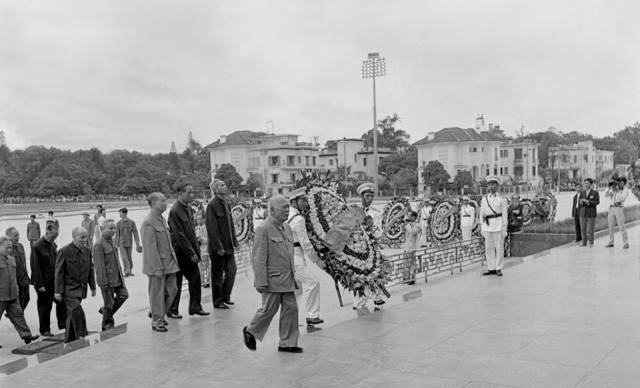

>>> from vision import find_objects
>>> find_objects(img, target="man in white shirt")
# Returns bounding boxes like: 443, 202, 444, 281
419, 197, 434, 247
459, 196, 475, 241
480, 176, 508, 276
287, 188, 324, 331
605, 177, 629, 249
252, 199, 267, 232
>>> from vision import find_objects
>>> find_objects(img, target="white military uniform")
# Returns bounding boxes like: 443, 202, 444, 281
419, 202, 433, 246
252, 205, 266, 232
460, 200, 476, 241
287, 191, 322, 320
479, 179, 508, 271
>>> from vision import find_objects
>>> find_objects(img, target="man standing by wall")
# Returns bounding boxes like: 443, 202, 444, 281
0, 237, 39, 345
115, 208, 142, 277
5, 228, 30, 311
572, 183, 583, 244
54, 227, 96, 343
141, 193, 180, 332
31, 224, 66, 336
480, 176, 508, 277
605, 177, 629, 249
81, 213, 95, 246
243, 195, 302, 353
579, 178, 599, 247
27, 215, 41, 248
168, 184, 209, 318
93, 219, 129, 331
206, 180, 239, 310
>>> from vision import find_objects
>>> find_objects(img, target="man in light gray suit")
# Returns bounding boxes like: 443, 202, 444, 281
243, 195, 302, 353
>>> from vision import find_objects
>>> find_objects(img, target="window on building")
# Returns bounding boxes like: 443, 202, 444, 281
481, 147, 484, 152
500, 149, 508, 158
514, 148, 523, 160
494, 148, 499, 161
514, 166, 523, 177
271, 174, 279, 183
312, 156, 316, 166
329, 159, 334, 166
305, 156, 310, 166
500, 167, 503, 175
486, 169, 490, 176
504, 167, 508, 175
532, 149, 536, 160
363, 157, 367, 166
298, 156, 301, 163
268, 156, 279, 166
469, 147, 477, 153
532, 166, 536, 176
287, 155, 295, 166
290, 173, 296, 183
575, 155, 578, 163
354, 154, 357, 163
438, 148, 448, 167
249, 157, 260, 168
494, 167, 498, 175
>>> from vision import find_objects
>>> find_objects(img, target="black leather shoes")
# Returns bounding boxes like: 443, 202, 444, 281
306, 317, 324, 325
214, 303, 229, 309
278, 346, 303, 353
483, 270, 496, 276
167, 313, 182, 319
243, 326, 256, 351
152, 326, 168, 332
224, 300, 235, 305
189, 310, 211, 316
496, 270, 503, 277
41, 331, 54, 337
23, 335, 40, 344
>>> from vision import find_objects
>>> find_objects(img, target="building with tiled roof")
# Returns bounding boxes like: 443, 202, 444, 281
319, 138, 394, 178
205, 131, 321, 195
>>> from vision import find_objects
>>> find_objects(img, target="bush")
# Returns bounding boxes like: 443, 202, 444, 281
522, 204, 640, 234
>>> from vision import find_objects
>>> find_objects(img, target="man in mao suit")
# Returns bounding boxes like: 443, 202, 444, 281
93, 219, 129, 331
54, 227, 96, 343
206, 179, 239, 309
243, 195, 302, 353
579, 178, 600, 247
6, 227, 30, 310
572, 183, 583, 243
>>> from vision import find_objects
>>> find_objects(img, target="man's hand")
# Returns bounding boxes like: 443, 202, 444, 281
217, 249, 225, 256
54, 293, 62, 301
190, 254, 199, 263
91, 289, 97, 297
136, 245, 143, 253
256, 286, 267, 294
38, 287, 46, 292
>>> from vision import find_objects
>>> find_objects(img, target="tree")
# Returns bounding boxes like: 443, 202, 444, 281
214, 163, 243, 192
421, 161, 450, 191
615, 122, 640, 162
362, 113, 410, 150
453, 170, 474, 191
390, 167, 418, 195
324, 140, 337, 152
378, 146, 417, 177
245, 172, 265, 193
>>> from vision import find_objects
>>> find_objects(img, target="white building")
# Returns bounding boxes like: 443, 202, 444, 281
205, 131, 321, 195
548, 140, 613, 181
499, 141, 541, 185
319, 138, 394, 179
596, 149, 615, 179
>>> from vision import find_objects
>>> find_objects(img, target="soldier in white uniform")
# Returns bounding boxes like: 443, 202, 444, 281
287, 188, 325, 330
459, 196, 475, 241
419, 197, 435, 247
252, 199, 267, 232
479, 176, 508, 276
353, 183, 385, 310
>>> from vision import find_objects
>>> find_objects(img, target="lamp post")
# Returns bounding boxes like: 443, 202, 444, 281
362, 52, 386, 195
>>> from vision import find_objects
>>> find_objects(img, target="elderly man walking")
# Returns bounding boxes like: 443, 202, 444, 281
54, 227, 96, 342
31, 224, 66, 336
93, 219, 129, 331
6, 227, 30, 310
243, 195, 302, 353
0, 236, 40, 346
168, 184, 209, 318
115, 208, 142, 277
206, 179, 239, 309
141, 192, 180, 332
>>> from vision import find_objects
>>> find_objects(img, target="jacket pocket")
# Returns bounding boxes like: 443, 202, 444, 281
268, 271, 281, 277
270, 236, 284, 243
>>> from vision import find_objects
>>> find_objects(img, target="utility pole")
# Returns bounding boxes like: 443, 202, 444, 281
362, 52, 386, 195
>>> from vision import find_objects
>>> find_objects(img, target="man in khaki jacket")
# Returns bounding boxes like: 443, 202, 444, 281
141, 193, 180, 332
243, 195, 302, 353
93, 219, 129, 331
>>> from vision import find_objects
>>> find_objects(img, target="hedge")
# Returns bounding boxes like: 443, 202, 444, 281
522, 204, 640, 234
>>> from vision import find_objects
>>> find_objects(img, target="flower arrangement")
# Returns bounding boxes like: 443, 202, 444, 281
628, 160, 640, 201
381, 197, 410, 247
231, 202, 253, 245
427, 199, 459, 245
302, 183, 390, 298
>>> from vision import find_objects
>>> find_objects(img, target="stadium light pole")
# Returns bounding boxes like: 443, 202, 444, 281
362, 52, 386, 196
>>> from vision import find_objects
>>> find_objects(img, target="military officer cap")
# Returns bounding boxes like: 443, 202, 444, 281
356, 182, 376, 196
462, 196, 470, 201
288, 187, 307, 200
486, 175, 501, 185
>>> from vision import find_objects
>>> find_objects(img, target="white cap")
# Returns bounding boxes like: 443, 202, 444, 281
288, 187, 307, 200
486, 175, 501, 184
356, 182, 376, 196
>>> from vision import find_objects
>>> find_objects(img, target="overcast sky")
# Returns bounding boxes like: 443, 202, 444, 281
1, 0, 638, 153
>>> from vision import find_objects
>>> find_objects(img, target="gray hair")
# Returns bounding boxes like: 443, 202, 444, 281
72, 227, 88, 238
147, 192, 165, 206
0, 236, 11, 246
101, 219, 116, 230
210, 179, 225, 193
268, 195, 288, 212
5, 227, 18, 237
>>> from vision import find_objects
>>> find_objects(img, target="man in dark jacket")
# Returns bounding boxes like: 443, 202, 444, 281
168, 184, 209, 317
93, 219, 129, 331
27, 215, 41, 248
6, 227, 30, 310
579, 178, 600, 247
206, 179, 239, 309
54, 227, 96, 342
31, 224, 66, 336
571, 182, 583, 243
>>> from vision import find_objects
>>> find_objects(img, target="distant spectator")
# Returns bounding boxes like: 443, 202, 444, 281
27, 215, 41, 248
571, 182, 582, 243
45, 211, 59, 228
94, 208, 107, 244
115, 208, 142, 277
605, 177, 629, 249
578, 178, 599, 247
81, 213, 95, 245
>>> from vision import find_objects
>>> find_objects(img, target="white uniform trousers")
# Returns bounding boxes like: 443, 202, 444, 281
294, 263, 321, 319
484, 231, 504, 271
461, 225, 473, 241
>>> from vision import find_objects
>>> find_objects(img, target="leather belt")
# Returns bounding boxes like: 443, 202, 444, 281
462, 215, 471, 217
485, 214, 502, 219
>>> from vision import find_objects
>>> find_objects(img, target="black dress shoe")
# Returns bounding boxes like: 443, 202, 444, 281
99, 307, 104, 315
214, 303, 229, 309
167, 313, 182, 319
306, 317, 324, 325
189, 310, 211, 316
224, 300, 235, 305
41, 331, 54, 337
243, 326, 256, 351
23, 335, 40, 344
373, 299, 385, 306
483, 270, 496, 276
278, 346, 303, 353
496, 270, 503, 277
152, 326, 168, 332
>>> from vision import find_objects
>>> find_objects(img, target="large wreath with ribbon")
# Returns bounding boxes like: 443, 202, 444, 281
381, 197, 410, 247
628, 161, 640, 201
303, 184, 390, 297
231, 202, 254, 245
427, 199, 460, 245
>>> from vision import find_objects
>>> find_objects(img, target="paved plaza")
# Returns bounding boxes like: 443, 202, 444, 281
1, 223, 640, 387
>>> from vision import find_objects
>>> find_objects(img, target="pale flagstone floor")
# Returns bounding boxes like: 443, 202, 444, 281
1, 225, 640, 387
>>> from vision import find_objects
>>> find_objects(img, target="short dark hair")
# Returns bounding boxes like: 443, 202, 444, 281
97, 204, 103, 209
407, 210, 418, 218
119, 208, 128, 214
99, 208, 106, 214
584, 178, 593, 184
176, 183, 193, 194
46, 223, 59, 233
48, 210, 54, 215
30, 214, 36, 219
618, 177, 627, 184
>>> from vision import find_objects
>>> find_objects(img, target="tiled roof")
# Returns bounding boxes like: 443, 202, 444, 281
205, 131, 270, 149
413, 127, 501, 145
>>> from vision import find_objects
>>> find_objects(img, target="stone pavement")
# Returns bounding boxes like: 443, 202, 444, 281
2, 225, 640, 387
